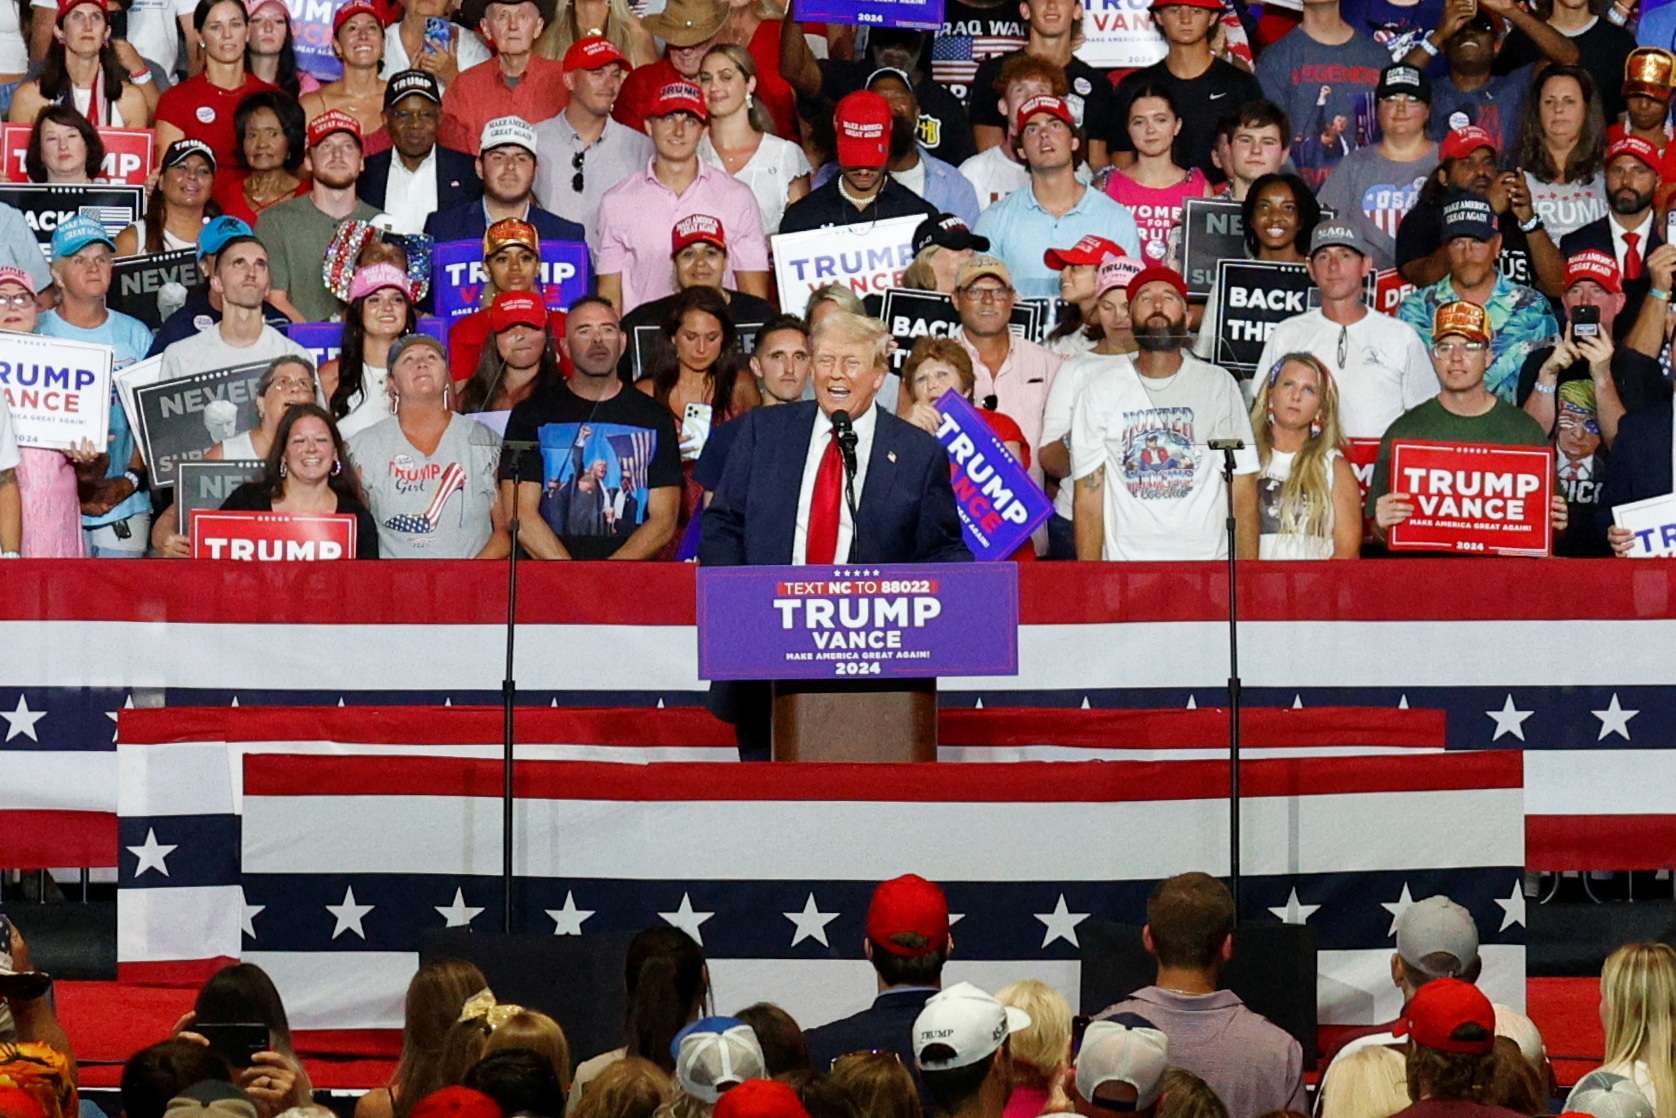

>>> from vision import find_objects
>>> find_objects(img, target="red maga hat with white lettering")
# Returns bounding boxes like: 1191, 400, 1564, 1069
1565, 249, 1622, 294
671, 213, 726, 256
1044, 234, 1123, 270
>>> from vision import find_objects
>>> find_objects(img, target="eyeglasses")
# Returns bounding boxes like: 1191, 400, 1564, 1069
960, 284, 1013, 302
0, 292, 34, 309
1431, 340, 1488, 356
572, 147, 586, 193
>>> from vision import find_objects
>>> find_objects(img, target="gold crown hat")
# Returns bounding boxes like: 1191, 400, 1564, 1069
1433, 300, 1491, 344
1624, 47, 1676, 99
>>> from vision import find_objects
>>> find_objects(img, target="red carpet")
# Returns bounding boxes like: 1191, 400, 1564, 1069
55, 976, 1608, 1092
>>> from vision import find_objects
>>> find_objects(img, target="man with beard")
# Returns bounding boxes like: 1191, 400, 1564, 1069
778, 91, 941, 234
1561, 135, 1665, 322
808, 70, 981, 227
254, 110, 383, 324
1395, 126, 1564, 297
425, 116, 587, 244
975, 96, 1140, 299
778, 5, 975, 167
1070, 266, 1258, 561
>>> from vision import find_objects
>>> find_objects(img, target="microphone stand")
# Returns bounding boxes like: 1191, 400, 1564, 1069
1209, 439, 1244, 916
833, 410, 860, 562
499, 438, 539, 933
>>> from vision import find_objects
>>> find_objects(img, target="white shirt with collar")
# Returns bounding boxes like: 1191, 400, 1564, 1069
382, 148, 439, 236
1610, 211, 1655, 274
793, 404, 879, 564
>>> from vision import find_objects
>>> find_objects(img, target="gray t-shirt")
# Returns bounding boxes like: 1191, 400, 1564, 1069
254, 194, 382, 324
1256, 29, 1392, 187
158, 324, 310, 383
347, 412, 501, 558
1316, 144, 1435, 271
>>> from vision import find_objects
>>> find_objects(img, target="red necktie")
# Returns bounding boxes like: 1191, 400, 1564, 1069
1624, 232, 1643, 280
806, 432, 842, 565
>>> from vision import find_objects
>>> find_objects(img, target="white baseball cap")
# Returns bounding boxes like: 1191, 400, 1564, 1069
1076, 1021, 1169, 1110
913, 982, 1032, 1071
1567, 1071, 1656, 1118
480, 115, 537, 156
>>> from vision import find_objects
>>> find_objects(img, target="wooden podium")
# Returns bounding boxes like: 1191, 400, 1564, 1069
770, 678, 937, 762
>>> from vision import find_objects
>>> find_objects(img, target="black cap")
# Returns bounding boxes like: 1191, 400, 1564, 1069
1440, 188, 1499, 241
383, 69, 442, 109
1377, 63, 1431, 103
911, 213, 990, 255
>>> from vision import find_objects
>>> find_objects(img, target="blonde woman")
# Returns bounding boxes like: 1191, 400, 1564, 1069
570, 1058, 673, 1118
995, 980, 1071, 1118
697, 43, 809, 235
1317, 1046, 1408, 1118
536, 0, 656, 67
354, 959, 488, 1118
1249, 352, 1361, 560
483, 1010, 574, 1093
830, 1052, 920, 1118
1583, 943, 1676, 1118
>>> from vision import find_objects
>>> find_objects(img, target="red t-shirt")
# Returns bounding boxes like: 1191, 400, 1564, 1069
613, 57, 679, 135
614, 28, 798, 140
156, 73, 277, 171
210, 170, 311, 227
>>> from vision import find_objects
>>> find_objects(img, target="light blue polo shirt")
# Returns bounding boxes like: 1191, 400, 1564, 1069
974, 181, 1142, 299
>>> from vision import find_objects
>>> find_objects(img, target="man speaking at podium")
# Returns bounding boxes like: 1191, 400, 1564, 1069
699, 311, 970, 567
700, 309, 969, 760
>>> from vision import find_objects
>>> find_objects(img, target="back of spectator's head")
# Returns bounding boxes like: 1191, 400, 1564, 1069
994, 980, 1071, 1086
193, 964, 294, 1056
827, 1054, 919, 1118
1143, 873, 1234, 973
162, 1081, 257, 1118
120, 1039, 235, 1118
776, 1072, 858, 1118
569, 1057, 672, 1118
1393, 896, 1482, 995
866, 874, 952, 987
1482, 1038, 1545, 1114
1156, 1069, 1226, 1118
1316, 1045, 1407, 1118
804, 284, 865, 329
394, 961, 491, 1118
735, 1005, 809, 1078
913, 983, 1030, 1115
1566, 1071, 1658, 1118
1075, 1021, 1168, 1117
715, 1080, 811, 1118
481, 1010, 571, 1093
1601, 942, 1676, 1079
624, 926, 710, 1073
462, 1048, 566, 1118
1492, 1005, 1546, 1071
409, 1087, 502, 1118
674, 1018, 767, 1104
1396, 978, 1497, 1102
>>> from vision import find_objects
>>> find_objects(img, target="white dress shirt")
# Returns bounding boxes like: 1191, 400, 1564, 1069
792, 404, 878, 565
382, 148, 439, 236
1610, 212, 1655, 276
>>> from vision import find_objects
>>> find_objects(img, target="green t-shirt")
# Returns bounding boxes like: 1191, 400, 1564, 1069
254, 194, 381, 324
1366, 396, 1549, 518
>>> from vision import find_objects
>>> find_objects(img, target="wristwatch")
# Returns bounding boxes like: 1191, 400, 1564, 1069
1517, 213, 1544, 234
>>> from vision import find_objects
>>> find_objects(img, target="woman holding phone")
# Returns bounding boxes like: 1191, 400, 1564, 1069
385, 0, 490, 86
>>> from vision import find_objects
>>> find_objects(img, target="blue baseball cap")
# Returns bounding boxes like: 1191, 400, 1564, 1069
50, 214, 114, 260
199, 215, 254, 259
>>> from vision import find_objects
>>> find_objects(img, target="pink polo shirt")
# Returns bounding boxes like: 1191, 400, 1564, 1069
438, 54, 569, 155
594, 159, 771, 313
955, 330, 1062, 488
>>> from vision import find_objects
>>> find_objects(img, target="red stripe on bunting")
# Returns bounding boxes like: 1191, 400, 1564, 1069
0, 810, 114, 868
244, 750, 1523, 802
1, 558, 1672, 626
1527, 814, 1676, 870
117, 957, 237, 988
938, 706, 1446, 748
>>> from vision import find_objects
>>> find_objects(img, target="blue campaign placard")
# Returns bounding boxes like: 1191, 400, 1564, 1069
933, 390, 1052, 560
430, 239, 593, 329
696, 563, 1019, 681
285, 316, 448, 370
795, 0, 944, 29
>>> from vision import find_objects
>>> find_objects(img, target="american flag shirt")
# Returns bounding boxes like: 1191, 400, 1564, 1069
345, 412, 503, 558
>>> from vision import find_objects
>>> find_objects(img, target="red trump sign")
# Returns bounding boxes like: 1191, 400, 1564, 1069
1387, 440, 1552, 556
191, 510, 358, 561
2, 124, 154, 185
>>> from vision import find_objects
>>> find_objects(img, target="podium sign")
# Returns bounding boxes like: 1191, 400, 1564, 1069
697, 563, 1019, 680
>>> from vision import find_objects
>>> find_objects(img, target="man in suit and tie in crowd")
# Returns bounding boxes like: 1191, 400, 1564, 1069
1561, 135, 1665, 325
357, 70, 483, 236
700, 309, 969, 759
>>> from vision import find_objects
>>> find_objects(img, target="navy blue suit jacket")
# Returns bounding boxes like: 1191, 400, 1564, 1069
1596, 400, 1675, 539
357, 146, 483, 211
423, 199, 586, 245
699, 401, 970, 566
805, 987, 937, 1084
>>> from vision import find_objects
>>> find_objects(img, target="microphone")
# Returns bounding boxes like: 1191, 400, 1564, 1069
1206, 438, 1246, 451
831, 409, 858, 477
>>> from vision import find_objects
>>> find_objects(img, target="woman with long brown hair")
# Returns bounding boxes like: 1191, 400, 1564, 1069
355, 959, 489, 1118
1515, 64, 1608, 240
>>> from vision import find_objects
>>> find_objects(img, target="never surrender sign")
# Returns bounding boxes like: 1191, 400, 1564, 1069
176, 459, 264, 533
696, 563, 1019, 680
934, 390, 1050, 559
0, 331, 112, 449
773, 215, 921, 315
1388, 440, 1552, 556
1180, 199, 1244, 297
111, 251, 200, 330
190, 509, 357, 561
133, 361, 268, 485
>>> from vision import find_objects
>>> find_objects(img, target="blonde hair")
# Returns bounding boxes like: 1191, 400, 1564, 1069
1603, 943, 1676, 1118
391, 960, 489, 1118
482, 1009, 573, 1092
804, 283, 865, 323
901, 245, 942, 291
536, 0, 640, 63
701, 44, 777, 136
829, 1052, 921, 1118
1319, 1046, 1409, 1118
994, 980, 1071, 1085
1160, 1069, 1228, 1118
1249, 352, 1344, 542
811, 310, 891, 368
572, 1058, 674, 1118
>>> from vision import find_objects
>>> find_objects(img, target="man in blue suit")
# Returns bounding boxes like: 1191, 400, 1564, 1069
357, 70, 483, 235
1601, 396, 1676, 555
700, 309, 968, 758
424, 115, 587, 246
